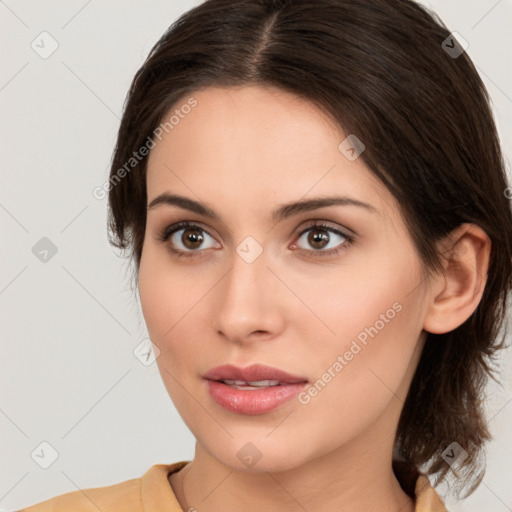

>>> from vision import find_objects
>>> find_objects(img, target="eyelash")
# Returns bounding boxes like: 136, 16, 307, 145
157, 220, 355, 260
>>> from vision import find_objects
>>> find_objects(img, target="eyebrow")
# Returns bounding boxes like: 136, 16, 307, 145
147, 193, 379, 223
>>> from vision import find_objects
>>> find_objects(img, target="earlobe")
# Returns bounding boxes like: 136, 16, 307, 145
423, 223, 491, 335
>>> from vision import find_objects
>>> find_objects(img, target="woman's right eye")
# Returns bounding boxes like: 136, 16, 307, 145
158, 221, 219, 258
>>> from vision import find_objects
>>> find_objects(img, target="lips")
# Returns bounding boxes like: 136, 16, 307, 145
203, 363, 309, 414
203, 363, 308, 385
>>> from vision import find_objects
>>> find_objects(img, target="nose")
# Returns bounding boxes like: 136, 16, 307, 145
210, 245, 286, 345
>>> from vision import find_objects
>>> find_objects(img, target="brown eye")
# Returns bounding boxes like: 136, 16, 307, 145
160, 221, 219, 257
181, 228, 204, 250
294, 222, 354, 257
307, 228, 330, 249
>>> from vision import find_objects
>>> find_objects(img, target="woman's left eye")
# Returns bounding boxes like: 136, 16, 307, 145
158, 221, 354, 259
292, 222, 354, 257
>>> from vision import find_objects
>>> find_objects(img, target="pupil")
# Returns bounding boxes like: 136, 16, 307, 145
183, 229, 203, 249
309, 229, 328, 249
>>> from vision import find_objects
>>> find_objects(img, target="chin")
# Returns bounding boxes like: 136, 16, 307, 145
205, 439, 312, 474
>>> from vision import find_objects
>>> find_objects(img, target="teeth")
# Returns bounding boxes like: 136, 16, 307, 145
222, 379, 281, 387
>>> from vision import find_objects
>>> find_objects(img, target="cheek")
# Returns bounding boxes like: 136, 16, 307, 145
291, 262, 419, 350
300, 255, 426, 407
293, 307, 424, 457
138, 247, 169, 339
139, 242, 195, 337
138, 242, 215, 368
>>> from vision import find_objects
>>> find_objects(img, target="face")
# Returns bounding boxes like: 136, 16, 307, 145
139, 85, 431, 472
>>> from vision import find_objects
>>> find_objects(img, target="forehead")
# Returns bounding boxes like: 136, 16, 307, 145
149, 84, 344, 163
145, 85, 394, 222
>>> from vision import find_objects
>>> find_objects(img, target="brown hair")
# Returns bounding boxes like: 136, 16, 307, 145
107, 0, 512, 498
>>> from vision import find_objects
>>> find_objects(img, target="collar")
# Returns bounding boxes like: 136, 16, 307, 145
141, 461, 448, 512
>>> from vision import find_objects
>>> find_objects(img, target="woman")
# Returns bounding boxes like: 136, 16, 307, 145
19, 0, 512, 510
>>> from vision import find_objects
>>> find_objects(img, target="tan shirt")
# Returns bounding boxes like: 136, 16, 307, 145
18, 460, 448, 511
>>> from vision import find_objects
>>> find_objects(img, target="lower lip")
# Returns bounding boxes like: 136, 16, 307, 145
206, 380, 307, 415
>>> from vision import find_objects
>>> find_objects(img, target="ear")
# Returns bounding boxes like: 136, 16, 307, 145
423, 223, 491, 334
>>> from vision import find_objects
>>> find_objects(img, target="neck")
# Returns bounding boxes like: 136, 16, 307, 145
169, 427, 415, 512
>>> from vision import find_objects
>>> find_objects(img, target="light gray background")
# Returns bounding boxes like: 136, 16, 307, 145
1, 1, 511, 511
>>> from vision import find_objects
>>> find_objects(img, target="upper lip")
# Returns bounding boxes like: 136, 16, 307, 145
203, 364, 308, 384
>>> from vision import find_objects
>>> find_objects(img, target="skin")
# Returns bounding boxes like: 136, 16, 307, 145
138, 85, 491, 512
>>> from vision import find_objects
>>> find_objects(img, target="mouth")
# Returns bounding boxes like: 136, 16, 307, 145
213, 379, 295, 390
203, 363, 309, 386
203, 364, 309, 414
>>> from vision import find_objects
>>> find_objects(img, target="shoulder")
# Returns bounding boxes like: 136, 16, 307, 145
17, 474, 142, 512
393, 459, 449, 512
17, 461, 189, 512
414, 474, 449, 512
